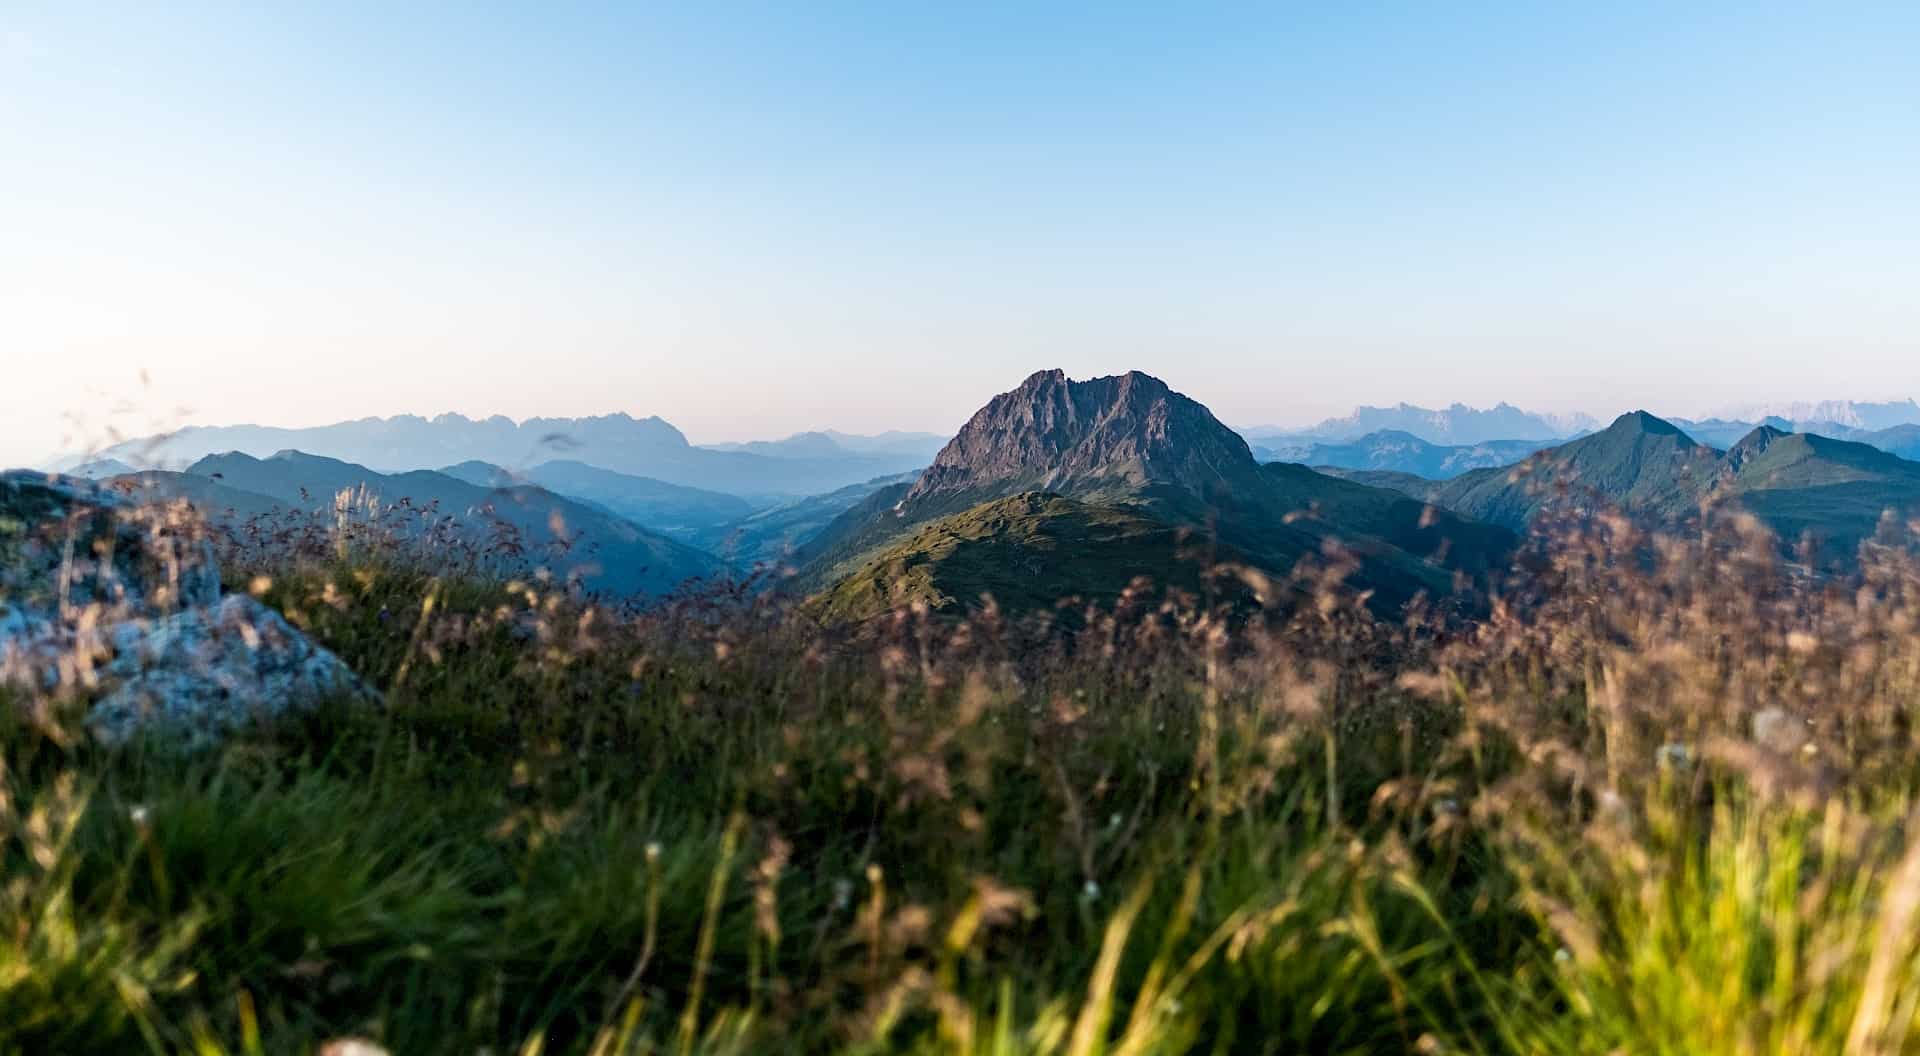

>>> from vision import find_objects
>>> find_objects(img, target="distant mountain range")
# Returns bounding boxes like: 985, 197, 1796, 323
36, 386, 1920, 617
1672, 417, 1920, 460
1704, 400, 1920, 433
1346, 412, 1920, 567
438, 459, 753, 538
101, 451, 722, 597
800, 370, 1514, 623
1254, 431, 1550, 479
1244, 403, 1597, 446
60, 414, 934, 500
701, 430, 946, 461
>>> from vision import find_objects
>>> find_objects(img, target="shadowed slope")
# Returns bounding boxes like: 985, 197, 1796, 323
809, 492, 1256, 625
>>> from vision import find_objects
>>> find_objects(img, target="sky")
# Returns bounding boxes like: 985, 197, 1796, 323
3, 2, 1918, 466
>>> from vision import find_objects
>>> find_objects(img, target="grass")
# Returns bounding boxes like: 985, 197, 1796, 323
7, 506, 1920, 1053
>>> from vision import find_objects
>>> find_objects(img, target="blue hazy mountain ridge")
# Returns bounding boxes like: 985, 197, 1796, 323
702, 430, 947, 462
1243, 403, 1598, 446
105, 450, 722, 597
437, 460, 753, 539
1253, 431, 1553, 479
1670, 417, 1808, 449
68, 414, 933, 500
1707, 400, 1920, 433
1673, 418, 1920, 460
687, 471, 924, 569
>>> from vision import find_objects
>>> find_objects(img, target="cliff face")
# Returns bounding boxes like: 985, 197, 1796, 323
905, 370, 1260, 511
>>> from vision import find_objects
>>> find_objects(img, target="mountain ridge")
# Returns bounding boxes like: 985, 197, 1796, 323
63, 414, 933, 500
104, 450, 722, 597
1358, 412, 1920, 565
801, 370, 1517, 619
1245, 402, 1596, 446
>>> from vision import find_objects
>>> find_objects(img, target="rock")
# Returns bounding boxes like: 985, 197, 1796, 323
2, 470, 222, 614
2, 469, 371, 742
89, 595, 371, 744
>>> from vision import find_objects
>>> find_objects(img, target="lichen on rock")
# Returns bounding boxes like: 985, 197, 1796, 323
1, 470, 371, 742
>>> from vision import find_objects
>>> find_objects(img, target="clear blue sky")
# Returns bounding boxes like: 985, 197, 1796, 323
3, 2, 1917, 464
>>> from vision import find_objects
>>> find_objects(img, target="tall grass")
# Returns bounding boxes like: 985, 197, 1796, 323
5, 500, 1920, 1052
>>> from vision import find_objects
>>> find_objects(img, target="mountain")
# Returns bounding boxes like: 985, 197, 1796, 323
819, 431, 949, 458
1709, 400, 1920, 432
1428, 412, 1720, 531
687, 471, 921, 570
64, 414, 929, 500
800, 370, 1516, 620
1707, 428, 1920, 558
439, 460, 753, 538
903, 370, 1262, 514
1852, 425, 1920, 461
66, 458, 139, 480
1246, 403, 1596, 446
107, 451, 723, 597
1253, 431, 1549, 479
702, 430, 945, 463
101, 470, 289, 520
1366, 413, 1920, 566
1671, 418, 1920, 462
1670, 417, 1802, 449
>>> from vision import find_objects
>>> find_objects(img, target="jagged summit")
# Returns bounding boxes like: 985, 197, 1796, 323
1722, 424, 1792, 473
904, 370, 1258, 510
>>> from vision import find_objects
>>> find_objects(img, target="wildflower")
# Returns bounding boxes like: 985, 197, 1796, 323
1081, 880, 1101, 901
128, 804, 150, 826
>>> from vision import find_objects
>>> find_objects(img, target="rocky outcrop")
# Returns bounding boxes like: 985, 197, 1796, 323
1, 470, 369, 742
906, 370, 1263, 511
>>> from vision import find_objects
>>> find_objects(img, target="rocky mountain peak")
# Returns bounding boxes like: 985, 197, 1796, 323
1719, 424, 1792, 477
904, 370, 1257, 507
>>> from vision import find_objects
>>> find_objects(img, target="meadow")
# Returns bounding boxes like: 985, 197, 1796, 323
8, 504, 1920, 1054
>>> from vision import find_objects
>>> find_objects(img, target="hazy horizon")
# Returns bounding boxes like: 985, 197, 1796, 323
30, 380, 1920, 472
6, 4, 1918, 466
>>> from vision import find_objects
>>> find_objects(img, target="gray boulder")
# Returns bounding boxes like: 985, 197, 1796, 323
1, 470, 370, 741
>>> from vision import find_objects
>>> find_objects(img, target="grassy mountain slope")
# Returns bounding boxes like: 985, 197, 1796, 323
1710, 428, 1920, 558
1259, 463, 1514, 577
1350, 415, 1920, 566
809, 492, 1248, 624
1429, 412, 1720, 531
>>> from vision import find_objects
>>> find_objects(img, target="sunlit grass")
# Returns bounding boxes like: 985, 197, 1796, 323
6, 500, 1920, 1052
